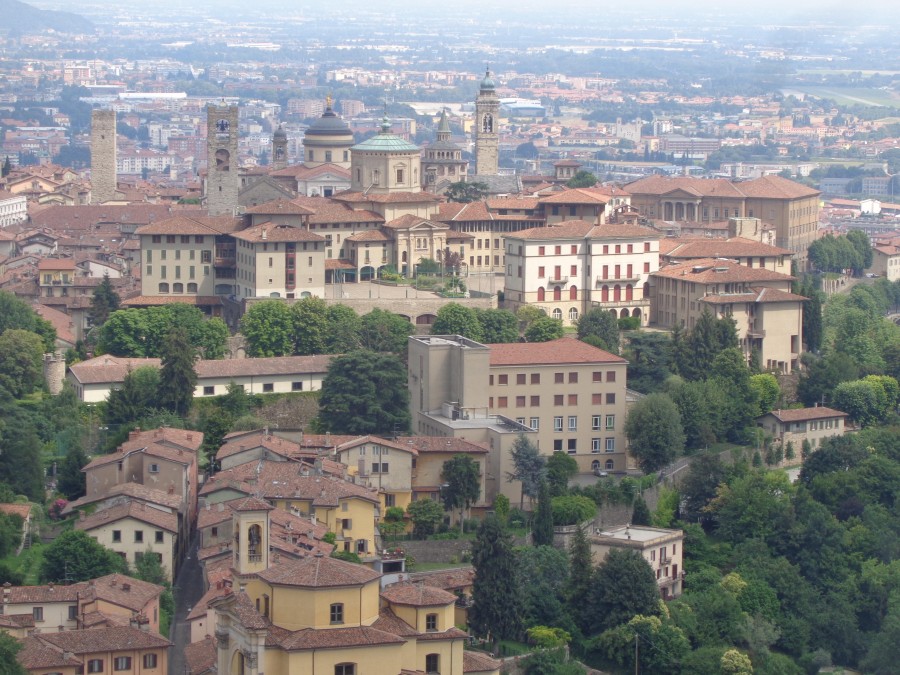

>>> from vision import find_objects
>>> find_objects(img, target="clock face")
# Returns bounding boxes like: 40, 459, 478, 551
216, 119, 230, 133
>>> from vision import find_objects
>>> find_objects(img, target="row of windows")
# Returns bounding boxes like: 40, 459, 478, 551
112, 530, 165, 544
533, 242, 652, 256
150, 235, 204, 244
492, 371, 617, 385
146, 248, 210, 263
513, 414, 615, 432
158, 282, 199, 294
202, 382, 305, 396
549, 437, 616, 453
149, 266, 210, 281
492, 393, 616, 408
84, 655, 158, 672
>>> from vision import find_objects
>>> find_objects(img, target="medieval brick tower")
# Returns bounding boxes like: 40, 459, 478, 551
474, 67, 500, 176
206, 104, 239, 216
90, 110, 117, 204
272, 125, 288, 170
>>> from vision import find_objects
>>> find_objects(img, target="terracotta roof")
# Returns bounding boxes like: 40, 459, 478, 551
226, 591, 269, 630
381, 581, 457, 606
273, 625, 405, 650
334, 191, 440, 205
589, 223, 659, 239
184, 636, 217, 675
217, 431, 307, 462
63, 482, 184, 514
382, 214, 446, 231
0, 503, 31, 520
86, 574, 164, 611
662, 236, 792, 259
233, 495, 275, 512
736, 175, 821, 199
37, 257, 76, 270
763, 407, 847, 423
75, 500, 178, 533
489, 336, 627, 366
538, 188, 610, 205
37, 625, 171, 653
0, 613, 34, 629
464, 650, 503, 673
652, 258, 796, 284
372, 607, 417, 637
69, 354, 334, 385
335, 435, 419, 456
2, 581, 82, 604
409, 567, 475, 591
346, 229, 391, 242
394, 437, 488, 455
508, 221, 594, 240
268, 164, 350, 181
325, 258, 357, 270
30, 204, 181, 233
231, 223, 325, 243
257, 553, 381, 588
245, 198, 316, 216
32, 302, 77, 345
485, 197, 540, 211
135, 214, 240, 236
434, 201, 494, 222
17, 637, 82, 670
186, 583, 231, 622
625, 174, 819, 200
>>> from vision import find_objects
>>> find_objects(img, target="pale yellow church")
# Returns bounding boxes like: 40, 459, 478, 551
205, 497, 501, 675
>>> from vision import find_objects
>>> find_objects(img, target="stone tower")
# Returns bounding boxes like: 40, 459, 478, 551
474, 67, 500, 176
90, 110, 117, 204
272, 125, 288, 170
206, 104, 240, 216
232, 496, 272, 576
43, 351, 66, 395
422, 109, 468, 190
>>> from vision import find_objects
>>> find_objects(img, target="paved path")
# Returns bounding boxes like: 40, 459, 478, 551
169, 533, 203, 675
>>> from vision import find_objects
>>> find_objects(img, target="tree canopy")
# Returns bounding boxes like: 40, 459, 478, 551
469, 516, 524, 642
507, 434, 546, 508
624, 392, 686, 473
440, 454, 482, 523
41, 530, 126, 583
577, 308, 619, 353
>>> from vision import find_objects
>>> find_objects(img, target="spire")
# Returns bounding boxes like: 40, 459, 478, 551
326, 93, 333, 110
437, 109, 451, 134
380, 101, 391, 134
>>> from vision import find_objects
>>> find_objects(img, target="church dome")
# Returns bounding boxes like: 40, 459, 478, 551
273, 125, 287, 140
480, 67, 496, 91
305, 106, 352, 138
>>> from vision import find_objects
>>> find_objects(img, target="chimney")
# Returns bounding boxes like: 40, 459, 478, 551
261, 228, 267, 240
186, 433, 193, 441
122, 583, 131, 592
168, 485, 175, 495
129, 428, 141, 441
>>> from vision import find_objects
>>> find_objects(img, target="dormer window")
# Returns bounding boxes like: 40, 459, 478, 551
330, 603, 344, 624
426, 613, 438, 631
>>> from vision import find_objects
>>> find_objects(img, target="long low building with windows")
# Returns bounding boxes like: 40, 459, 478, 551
67, 354, 334, 403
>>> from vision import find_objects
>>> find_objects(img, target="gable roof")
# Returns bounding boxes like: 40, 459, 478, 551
652, 258, 796, 284
762, 407, 847, 423
75, 501, 179, 533
36, 625, 171, 653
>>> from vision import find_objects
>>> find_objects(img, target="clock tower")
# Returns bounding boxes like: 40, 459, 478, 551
474, 67, 500, 176
206, 104, 239, 216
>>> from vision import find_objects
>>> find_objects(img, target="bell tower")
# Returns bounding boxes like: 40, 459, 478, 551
272, 126, 288, 170
206, 104, 239, 216
474, 66, 500, 176
232, 496, 273, 576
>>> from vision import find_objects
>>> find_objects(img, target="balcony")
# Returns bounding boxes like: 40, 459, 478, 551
214, 256, 236, 268
747, 329, 766, 338
592, 297, 650, 309
547, 275, 569, 284
597, 274, 641, 285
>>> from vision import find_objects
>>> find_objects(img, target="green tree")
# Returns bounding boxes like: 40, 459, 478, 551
380, 506, 406, 542
291, 296, 330, 355
551, 495, 596, 526
624, 393, 685, 473
525, 316, 564, 342
631, 496, 652, 526
846, 229, 873, 274
475, 308, 519, 343
157, 327, 197, 417
0, 329, 45, 398
833, 379, 891, 427
623, 332, 674, 394
507, 434, 546, 508
667, 378, 718, 449
595, 614, 690, 674
104, 366, 160, 426
359, 308, 415, 353
200, 409, 232, 469
577, 308, 619, 353
240, 300, 294, 356
445, 180, 489, 203
431, 303, 484, 341
41, 529, 126, 582
97, 308, 149, 356
516, 305, 544, 332
406, 498, 444, 539
566, 170, 598, 188
584, 549, 661, 633
567, 525, 593, 631
680, 453, 727, 521
532, 480, 554, 546
0, 391, 44, 500
318, 351, 410, 435
0, 512, 23, 558
546, 452, 578, 497
797, 351, 859, 407
721, 649, 754, 675
0, 290, 56, 350
324, 304, 362, 353
750, 373, 781, 415
706, 471, 794, 546
57, 444, 88, 500
469, 516, 524, 643
440, 454, 481, 524
493, 494, 510, 522
88, 273, 120, 328
518, 547, 572, 631
0, 630, 27, 675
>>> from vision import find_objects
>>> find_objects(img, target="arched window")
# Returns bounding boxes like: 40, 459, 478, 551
568, 307, 579, 322
613, 284, 621, 302
552, 308, 562, 320
215, 149, 230, 171
606, 459, 614, 470
172, 282, 183, 294
553, 286, 561, 302
625, 284, 633, 301
601, 285, 609, 302
591, 460, 600, 472
569, 285, 577, 300
643, 282, 650, 299
247, 524, 262, 562
334, 665, 355, 675
537, 287, 545, 301
187, 282, 198, 293
158, 282, 169, 293
482, 114, 493, 133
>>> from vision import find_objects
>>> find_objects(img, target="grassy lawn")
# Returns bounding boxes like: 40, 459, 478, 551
1, 543, 45, 584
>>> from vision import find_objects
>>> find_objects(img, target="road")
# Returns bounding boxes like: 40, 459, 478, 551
169, 533, 203, 675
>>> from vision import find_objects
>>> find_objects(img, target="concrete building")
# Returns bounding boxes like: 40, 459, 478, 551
231, 222, 326, 299
870, 239, 900, 281
660, 235, 793, 275
756, 406, 848, 452
650, 258, 805, 373
474, 68, 500, 176
91, 110, 117, 204
590, 525, 684, 599
206, 105, 240, 216
0, 189, 28, 227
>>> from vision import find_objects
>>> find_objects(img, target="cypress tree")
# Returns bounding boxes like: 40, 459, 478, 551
157, 327, 197, 417
532, 480, 554, 547
469, 516, 523, 644
567, 525, 593, 632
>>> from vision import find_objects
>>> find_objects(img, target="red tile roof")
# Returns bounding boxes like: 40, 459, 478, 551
17, 637, 83, 670
184, 636, 217, 675
0, 503, 31, 520
662, 236, 792, 259
489, 337, 626, 366
75, 500, 178, 533
464, 650, 503, 673
135, 214, 240, 236
394, 437, 488, 455
381, 581, 457, 606
257, 553, 381, 588
763, 407, 847, 423
245, 199, 316, 216
231, 223, 325, 243
273, 625, 406, 650
651, 258, 795, 284
538, 188, 610, 205
37, 625, 171, 653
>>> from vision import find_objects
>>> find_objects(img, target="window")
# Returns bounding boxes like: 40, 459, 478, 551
426, 654, 440, 674
149, 464, 159, 473
135, 530, 143, 543
606, 438, 616, 452
33, 607, 43, 621
606, 393, 616, 405
211, 527, 218, 537
426, 613, 438, 631
538, 266, 545, 278
554, 440, 563, 452
143, 654, 158, 669
498, 374, 508, 385
554, 416, 563, 432
567, 439, 577, 454
88, 660, 104, 673
592, 415, 601, 430
384, 493, 396, 508
554, 394, 564, 406
568, 416, 577, 431
592, 438, 601, 453
538, 246, 545, 256
568, 372, 578, 383
568, 394, 578, 405
498, 396, 508, 408
530, 395, 540, 406
517, 374, 526, 385
155, 530, 164, 543
593, 371, 602, 382
112, 530, 122, 543
201, 250, 212, 263
516, 396, 526, 407
335, 665, 355, 675
292, 381, 303, 391
330, 603, 344, 624
606, 415, 615, 430
152, 235, 161, 243
115, 657, 132, 671
166, 235, 176, 244
69, 605, 77, 620
554, 372, 564, 384
592, 393, 602, 405
530, 417, 540, 430
607, 371, 616, 383
263, 383, 274, 393
203, 386, 214, 395
531, 373, 540, 385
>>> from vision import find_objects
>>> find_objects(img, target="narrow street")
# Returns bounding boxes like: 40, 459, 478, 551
169, 532, 203, 675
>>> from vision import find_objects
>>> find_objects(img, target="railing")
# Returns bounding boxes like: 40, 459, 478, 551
547, 275, 569, 284
592, 298, 650, 308
248, 553, 262, 563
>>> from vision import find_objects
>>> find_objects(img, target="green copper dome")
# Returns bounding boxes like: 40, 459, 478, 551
351, 115, 419, 152
480, 67, 496, 91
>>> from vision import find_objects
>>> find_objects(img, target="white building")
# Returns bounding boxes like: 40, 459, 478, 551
590, 525, 684, 599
